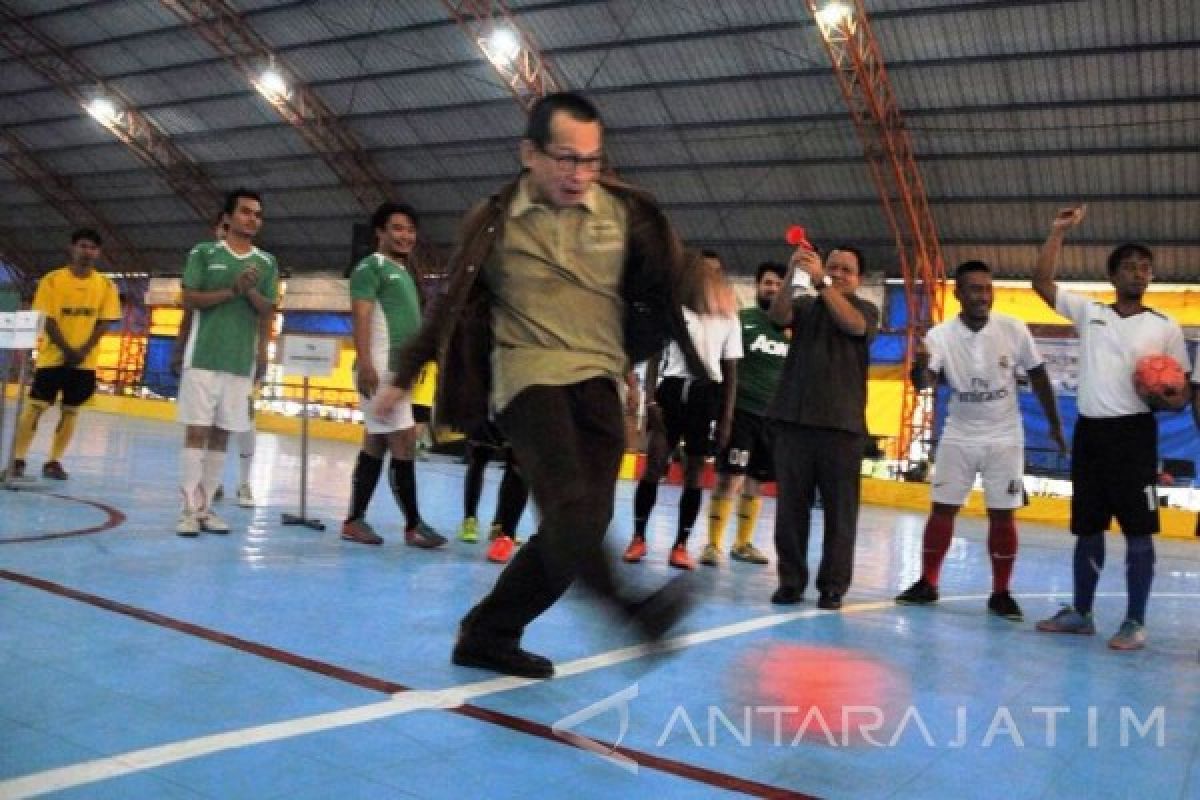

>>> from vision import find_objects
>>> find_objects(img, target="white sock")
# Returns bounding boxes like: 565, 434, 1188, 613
202, 449, 227, 510
238, 455, 252, 487
238, 429, 255, 486
180, 447, 206, 512
238, 428, 256, 457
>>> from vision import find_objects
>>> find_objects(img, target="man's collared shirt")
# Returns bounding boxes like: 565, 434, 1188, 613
485, 178, 629, 413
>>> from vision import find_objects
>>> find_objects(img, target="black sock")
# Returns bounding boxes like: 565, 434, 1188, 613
463, 445, 488, 519
675, 487, 704, 547
1073, 533, 1105, 614
346, 451, 383, 522
492, 460, 529, 535
1125, 536, 1155, 625
388, 459, 420, 530
633, 480, 659, 538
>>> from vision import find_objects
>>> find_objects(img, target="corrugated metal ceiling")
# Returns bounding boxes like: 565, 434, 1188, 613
0, 0, 1196, 281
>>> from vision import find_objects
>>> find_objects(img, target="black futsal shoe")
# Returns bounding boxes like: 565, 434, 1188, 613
451, 638, 554, 679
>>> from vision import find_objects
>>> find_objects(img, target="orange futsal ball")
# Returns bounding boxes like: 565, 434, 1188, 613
1133, 354, 1187, 409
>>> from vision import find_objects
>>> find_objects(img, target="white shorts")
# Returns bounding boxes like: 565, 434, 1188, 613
931, 440, 1026, 510
178, 368, 253, 432
358, 367, 414, 435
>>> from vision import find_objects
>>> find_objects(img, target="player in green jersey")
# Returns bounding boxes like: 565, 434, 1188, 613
704, 262, 789, 565
342, 202, 446, 548
176, 189, 278, 536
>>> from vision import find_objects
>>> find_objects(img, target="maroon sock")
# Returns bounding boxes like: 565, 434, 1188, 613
921, 512, 955, 586
988, 517, 1018, 593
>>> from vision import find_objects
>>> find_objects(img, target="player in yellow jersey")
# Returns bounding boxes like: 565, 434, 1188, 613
12, 229, 121, 480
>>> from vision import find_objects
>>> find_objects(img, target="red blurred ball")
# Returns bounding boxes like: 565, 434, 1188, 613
729, 644, 908, 745
1133, 354, 1187, 409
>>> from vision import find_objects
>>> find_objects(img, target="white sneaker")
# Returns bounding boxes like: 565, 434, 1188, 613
236, 483, 255, 508
199, 510, 231, 534
176, 510, 200, 537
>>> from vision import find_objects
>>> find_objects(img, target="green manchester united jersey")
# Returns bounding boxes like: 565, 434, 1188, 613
736, 306, 789, 415
182, 241, 279, 377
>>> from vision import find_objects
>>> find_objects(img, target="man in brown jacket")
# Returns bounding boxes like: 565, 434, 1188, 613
378, 92, 700, 678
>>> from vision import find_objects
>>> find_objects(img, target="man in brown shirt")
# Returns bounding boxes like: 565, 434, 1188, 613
379, 92, 697, 678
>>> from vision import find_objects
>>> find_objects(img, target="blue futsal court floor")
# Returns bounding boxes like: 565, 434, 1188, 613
1, 409, 1198, 799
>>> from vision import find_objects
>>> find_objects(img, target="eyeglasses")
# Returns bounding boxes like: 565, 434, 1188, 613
536, 144, 606, 175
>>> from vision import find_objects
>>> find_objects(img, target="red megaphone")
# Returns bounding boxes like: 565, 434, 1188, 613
785, 225, 814, 251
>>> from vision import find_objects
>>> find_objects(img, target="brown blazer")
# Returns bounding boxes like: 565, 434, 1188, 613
392, 175, 704, 432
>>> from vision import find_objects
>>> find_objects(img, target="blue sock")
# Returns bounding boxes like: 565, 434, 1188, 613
1072, 534, 1105, 614
1125, 536, 1155, 625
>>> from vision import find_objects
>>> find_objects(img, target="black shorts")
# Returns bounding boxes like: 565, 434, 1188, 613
717, 408, 775, 482
412, 404, 431, 424
1071, 413, 1159, 537
656, 376, 721, 459
30, 367, 97, 408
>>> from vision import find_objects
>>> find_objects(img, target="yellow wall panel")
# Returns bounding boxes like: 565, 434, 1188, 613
150, 307, 184, 336
937, 285, 1200, 327
865, 377, 905, 439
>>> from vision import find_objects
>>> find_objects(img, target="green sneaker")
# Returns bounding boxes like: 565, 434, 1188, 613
1035, 606, 1095, 635
458, 516, 479, 543
1108, 619, 1146, 651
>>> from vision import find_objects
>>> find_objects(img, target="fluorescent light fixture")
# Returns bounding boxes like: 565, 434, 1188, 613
481, 27, 521, 67
85, 95, 120, 125
816, 1, 853, 29
256, 67, 289, 100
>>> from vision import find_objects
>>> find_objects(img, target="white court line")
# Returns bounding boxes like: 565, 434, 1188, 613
1, 590, 1192, 798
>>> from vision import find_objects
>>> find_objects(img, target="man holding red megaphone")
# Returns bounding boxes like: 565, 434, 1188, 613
764, 231, 879, 610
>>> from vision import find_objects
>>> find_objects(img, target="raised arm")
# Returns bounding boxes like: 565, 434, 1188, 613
1032, 206, 1086, 308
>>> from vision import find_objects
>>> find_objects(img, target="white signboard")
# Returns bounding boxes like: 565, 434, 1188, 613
0, 311, 43, 350
280, 335, 337, 378
1035, 337, 1080, 395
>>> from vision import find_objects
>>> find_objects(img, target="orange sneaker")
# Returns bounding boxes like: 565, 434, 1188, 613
668, 544, 693, 570
486, 535, 516, 563
623, 537, 647, 563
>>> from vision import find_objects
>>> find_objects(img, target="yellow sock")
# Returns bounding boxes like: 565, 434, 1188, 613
707, 494, 733, 549
50, 405, 80, 461
735, 495, 762, 548
13, 398, 49, 460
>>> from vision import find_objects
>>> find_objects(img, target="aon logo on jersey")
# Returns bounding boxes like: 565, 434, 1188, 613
750, 333, 788, 357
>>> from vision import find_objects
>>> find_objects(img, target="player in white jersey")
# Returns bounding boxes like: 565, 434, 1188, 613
1032, 206, 1191, 651
624, 250, 742, 570
895, 261, 1065, 620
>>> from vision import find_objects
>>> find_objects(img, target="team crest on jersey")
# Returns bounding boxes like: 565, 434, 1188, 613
997, 354, 1010, 369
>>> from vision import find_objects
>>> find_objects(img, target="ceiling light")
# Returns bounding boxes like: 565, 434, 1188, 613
481, 27, 521, 68
85, 95, 120, 125
256, 67, 290, 100
815, 2, 853, 29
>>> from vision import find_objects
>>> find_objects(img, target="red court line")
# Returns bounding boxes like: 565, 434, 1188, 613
0, 492, 126, 544
0, 568, 818, 800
